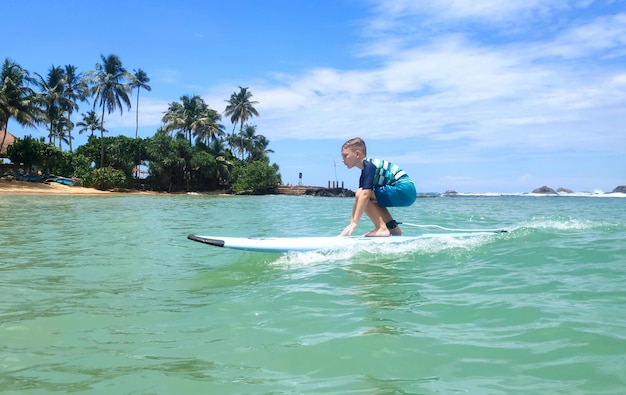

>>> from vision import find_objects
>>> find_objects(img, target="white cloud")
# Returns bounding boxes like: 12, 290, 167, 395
527, 12, 626, 59
368, 0, 579, 25
228, 1, 626, 164
117, 0, 625, 174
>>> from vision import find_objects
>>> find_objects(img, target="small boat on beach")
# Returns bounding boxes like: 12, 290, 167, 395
45, 175, 79, 186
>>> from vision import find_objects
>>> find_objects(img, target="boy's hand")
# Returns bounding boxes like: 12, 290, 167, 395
340, 223, 357, 236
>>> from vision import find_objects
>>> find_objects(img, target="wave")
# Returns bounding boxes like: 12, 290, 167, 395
433, 191, 626, 198
270, 232, 499, 268
269, 215, 622, 268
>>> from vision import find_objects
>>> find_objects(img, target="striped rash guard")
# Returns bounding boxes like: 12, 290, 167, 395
359, 158, 409, 190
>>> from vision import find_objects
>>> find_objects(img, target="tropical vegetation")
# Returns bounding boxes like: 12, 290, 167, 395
0, 55, 281, 193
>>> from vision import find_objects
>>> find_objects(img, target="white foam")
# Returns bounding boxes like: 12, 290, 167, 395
451, 191, 626, 198
269, 232, 497, 268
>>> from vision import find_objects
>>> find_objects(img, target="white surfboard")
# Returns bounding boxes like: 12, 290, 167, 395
187, 232, 498, 253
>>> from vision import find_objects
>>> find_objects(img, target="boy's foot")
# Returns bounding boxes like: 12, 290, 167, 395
385, 220, 402, 236
364, 228, 391, 237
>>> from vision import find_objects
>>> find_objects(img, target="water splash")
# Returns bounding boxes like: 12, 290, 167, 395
515, 217, 615, 232
270, 232, 499, 268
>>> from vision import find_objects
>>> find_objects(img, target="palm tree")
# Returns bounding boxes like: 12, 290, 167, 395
162, 95, 222, 145
224, 86, 259, 160
226, 132, 245, 161
224, 86, 259, 133
130, 68, 151, 138
76, 110, 106, 137
195, 108, 225, 145
87, 54, 132, 166
236, 124, 274, 162
251, 134, 274, 161
240, 123, 257, 162
63, 64, 88, 152
206, 138, 232, 188
51, 109, 72, 150
0, 58, 41, 150
34, 65, 66, 146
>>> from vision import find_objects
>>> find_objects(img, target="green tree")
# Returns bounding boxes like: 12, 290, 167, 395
195, 137, 233, 189
104, 135, 143, 178
130, 68, 151, 138
74, 135, 142, 180
34, 65, 66, 147
0, 59, 41, 149
63, 64, 88, 152
231, 159, 281, 194
87, 167, 127, 190
145, 129, 187, 192
250, 133, 274, 162
76, 110, 106, 137
6, 135, 44, 172
87, 54, 132, 167
224, 86, 259, 133
40, 142, 67, 175
71, 153, 96, 181
206, 138, 232, 187
74, 135, 101, 166
224, 86, 259, 160
162, 95, 222, 145
226, 128, 245, 161
50, 106, 72, 150
228, 123, 273, 163
194, 107, 225, 145
190, 150, 217, 190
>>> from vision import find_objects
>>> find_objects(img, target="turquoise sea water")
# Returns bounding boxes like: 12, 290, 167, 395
1, 194, 625, 394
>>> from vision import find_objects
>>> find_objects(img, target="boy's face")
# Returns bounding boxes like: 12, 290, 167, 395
341, 147, 363, 169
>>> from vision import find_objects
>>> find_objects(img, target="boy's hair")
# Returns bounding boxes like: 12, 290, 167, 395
342, 137, 367, 156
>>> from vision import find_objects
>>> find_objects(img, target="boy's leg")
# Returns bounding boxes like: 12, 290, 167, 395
364, 200, 402, 236
365, 186, 406, 236
381, 207, 402, 235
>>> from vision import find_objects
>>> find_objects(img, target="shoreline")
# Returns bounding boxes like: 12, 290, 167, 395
4, 180, 623, 198
0, 180, 353, 197
0, 179, 160, 196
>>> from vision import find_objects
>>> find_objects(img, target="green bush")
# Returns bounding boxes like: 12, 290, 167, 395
231, 160, 281, 193
85, 167, 128, 190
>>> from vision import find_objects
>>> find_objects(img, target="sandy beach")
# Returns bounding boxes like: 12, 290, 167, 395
0, 180, 237, 196
0, 179, 153, 195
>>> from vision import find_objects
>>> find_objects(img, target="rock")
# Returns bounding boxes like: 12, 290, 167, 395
444, 189, 458, 194
305, 187, 355, 197
556, 187, 573, 193
610, 185, 626, 193
532, 186, 557, 194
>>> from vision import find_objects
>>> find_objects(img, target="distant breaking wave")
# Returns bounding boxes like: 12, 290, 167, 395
420, 191, 626, 198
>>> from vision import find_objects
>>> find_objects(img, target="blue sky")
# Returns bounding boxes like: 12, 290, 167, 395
4, 0, 625, 192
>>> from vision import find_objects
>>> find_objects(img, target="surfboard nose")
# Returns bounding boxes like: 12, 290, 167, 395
188, 234, 225, 247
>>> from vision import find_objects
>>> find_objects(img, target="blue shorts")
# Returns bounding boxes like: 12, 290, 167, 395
373, 178, 416, 208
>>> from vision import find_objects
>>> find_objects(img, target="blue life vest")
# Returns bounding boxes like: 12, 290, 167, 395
366, 158, 408, 186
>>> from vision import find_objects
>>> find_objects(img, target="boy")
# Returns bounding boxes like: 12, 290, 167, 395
340, 137, 416, 237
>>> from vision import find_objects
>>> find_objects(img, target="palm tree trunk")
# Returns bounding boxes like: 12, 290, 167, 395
68, 106, 73, 153
0, 124, 7, 153
100, 106, 106, 167
135, 88, 140, 138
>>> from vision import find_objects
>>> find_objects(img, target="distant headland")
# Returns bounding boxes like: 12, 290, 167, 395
3, 177, 625, 197
529, 185, 626, 195
440, 185, 626, 196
